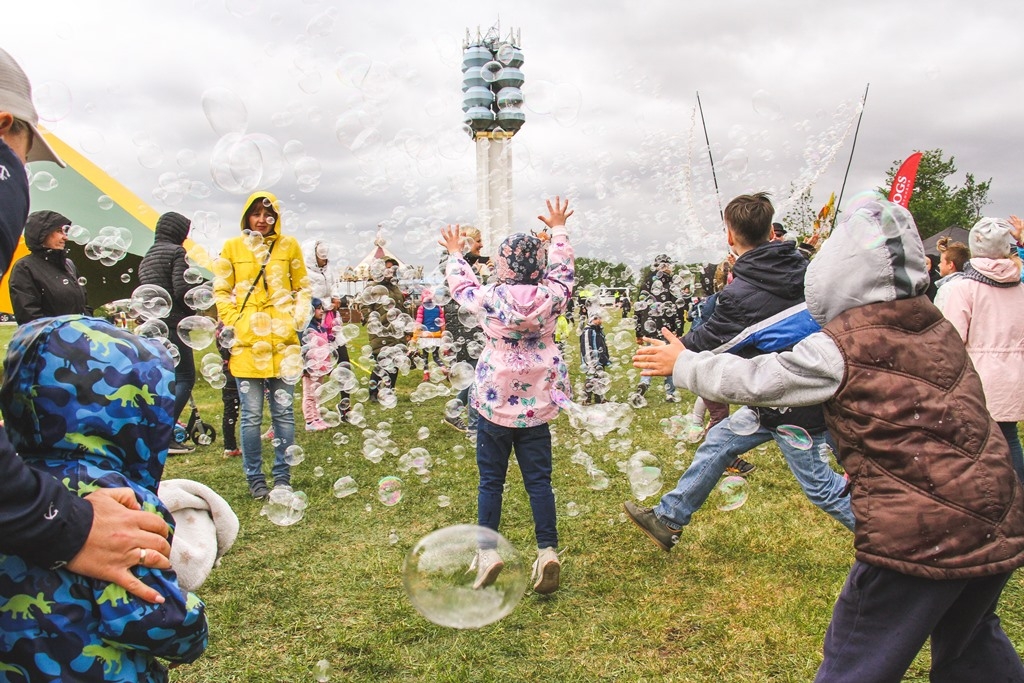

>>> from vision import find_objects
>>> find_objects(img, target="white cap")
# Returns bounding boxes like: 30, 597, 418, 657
0, 48, 65, 167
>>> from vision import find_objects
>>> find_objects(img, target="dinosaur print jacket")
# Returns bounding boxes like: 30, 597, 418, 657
0, 316, 208, 682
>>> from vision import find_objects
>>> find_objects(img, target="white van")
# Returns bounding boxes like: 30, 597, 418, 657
594, 287, 632, 306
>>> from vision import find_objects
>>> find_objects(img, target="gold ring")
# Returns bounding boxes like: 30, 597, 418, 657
139, 548, 147, 565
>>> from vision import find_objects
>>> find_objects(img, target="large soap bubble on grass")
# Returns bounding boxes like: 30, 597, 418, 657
403, 525, 528, 629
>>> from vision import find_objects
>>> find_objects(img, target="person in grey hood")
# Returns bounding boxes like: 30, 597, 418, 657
635, 194, 1024, 682
9, 209, 89, 324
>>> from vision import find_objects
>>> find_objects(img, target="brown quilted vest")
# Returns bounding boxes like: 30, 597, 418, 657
822, 296, 1024, 579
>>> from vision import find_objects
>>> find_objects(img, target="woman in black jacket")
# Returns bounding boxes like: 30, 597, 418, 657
9, 210, 89, 324
138, 211, 195, 440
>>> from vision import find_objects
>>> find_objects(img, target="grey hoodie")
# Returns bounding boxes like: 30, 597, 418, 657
671, 196, 930, 406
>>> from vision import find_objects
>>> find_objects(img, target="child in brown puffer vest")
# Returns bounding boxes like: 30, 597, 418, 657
634, 195, 1024, 682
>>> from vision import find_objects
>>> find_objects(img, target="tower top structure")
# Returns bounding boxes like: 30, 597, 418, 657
461, 22, 525, 137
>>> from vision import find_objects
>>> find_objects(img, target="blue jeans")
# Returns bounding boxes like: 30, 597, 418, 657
167, 323, 196, 423
997, 421, 1024, 484
656, 416, 855, 531
476, 417, 557, 549
236, 376, 295, 486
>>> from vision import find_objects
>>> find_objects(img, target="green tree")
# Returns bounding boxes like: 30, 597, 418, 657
781, 184, 816, 237
575, 257, 636, 290
879, 149, 991, 239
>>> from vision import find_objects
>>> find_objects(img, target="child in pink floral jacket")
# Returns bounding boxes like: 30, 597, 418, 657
439, 197, 574, 595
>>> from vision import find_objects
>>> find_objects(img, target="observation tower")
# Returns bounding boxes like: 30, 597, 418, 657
461, 24, 524, 254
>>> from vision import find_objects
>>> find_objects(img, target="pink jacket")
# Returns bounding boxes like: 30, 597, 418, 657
445, 227, 574, 428
939, 257, 1024, 421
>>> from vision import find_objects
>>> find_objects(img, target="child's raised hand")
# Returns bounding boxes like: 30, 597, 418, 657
439, 224, 464, 254
538, 197, 573, 229
1009, 215, 1024, 243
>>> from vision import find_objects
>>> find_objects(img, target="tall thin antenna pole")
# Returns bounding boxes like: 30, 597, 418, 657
833, 83, 870, 228
696, 91, 723, 222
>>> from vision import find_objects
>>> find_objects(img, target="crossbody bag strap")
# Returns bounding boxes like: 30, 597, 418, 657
237, 239, 277, 312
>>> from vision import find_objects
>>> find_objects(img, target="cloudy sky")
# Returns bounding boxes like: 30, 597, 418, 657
5, 0, 1022, 274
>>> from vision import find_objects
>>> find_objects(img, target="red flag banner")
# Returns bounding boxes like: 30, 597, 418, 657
888, 152, 923, 208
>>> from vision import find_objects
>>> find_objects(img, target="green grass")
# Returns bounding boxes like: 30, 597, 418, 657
1, 317, 1022, 682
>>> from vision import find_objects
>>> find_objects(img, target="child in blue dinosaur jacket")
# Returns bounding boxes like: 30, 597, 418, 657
0, 316, 208, 682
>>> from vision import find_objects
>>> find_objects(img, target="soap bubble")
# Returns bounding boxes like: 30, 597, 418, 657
776, 424, 813, 451
262, 488, 308, 526
417, 426, 430, 440
402, 525, 528, 629
285, 444, 305, 465
377, 476, 403, 506
332, 476, 358, 498
715, 476, 750, 511
587, 469, 610, 491
729, 407, 760, 435
177, 316, 217, 350
314, 658, 332, 682
448, 361, 475, 390
627, 451, 662, 501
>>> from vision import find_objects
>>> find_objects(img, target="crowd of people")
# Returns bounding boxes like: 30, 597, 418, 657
3, 43, 1024, 682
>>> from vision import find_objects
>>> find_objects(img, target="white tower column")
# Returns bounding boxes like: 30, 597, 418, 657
475, 131, 514, 256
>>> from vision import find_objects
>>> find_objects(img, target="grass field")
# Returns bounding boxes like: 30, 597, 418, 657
2, 317, 1022, 682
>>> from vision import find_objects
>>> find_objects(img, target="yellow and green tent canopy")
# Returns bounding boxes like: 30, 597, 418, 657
0, 130, 210, 315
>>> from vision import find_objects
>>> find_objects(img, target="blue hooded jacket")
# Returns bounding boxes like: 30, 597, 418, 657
0, 316, 208, 682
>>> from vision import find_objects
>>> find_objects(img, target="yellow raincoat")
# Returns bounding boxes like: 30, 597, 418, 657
213, 191, 311, 378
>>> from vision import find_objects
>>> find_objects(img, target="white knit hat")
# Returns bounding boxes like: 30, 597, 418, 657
0, 47, 64, 167
969, 217, 1015, 259
159, 479, 240, 592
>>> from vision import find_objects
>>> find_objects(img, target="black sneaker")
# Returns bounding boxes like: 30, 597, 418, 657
249, 479, 270, 500
168, 442, 195, 455
623, 500, 680, 552
636, 383, 649, 396
725, 458, 756, 476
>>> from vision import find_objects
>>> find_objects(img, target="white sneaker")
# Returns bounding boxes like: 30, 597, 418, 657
468, 548, 504, 589
532, 547, 560, 594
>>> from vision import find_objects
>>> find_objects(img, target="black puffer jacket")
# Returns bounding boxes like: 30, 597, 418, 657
682, 240, 826, 432
138, 212, 191, 324
8, 210, 89, 324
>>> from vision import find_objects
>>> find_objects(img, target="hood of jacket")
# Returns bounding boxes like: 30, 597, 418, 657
304, 238, 330, 269
0, 315, 175, 494
24, 209, 70, 253
731, 240, 807, 301
154, 211, 191, 245
240, 190, 282, 239
967, 256, 1023, 284
805, 195, 929, 326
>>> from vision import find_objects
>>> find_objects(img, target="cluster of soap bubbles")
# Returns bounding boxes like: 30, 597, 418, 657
397, 447, 432, 481
83, 226, 132, 265
361, 422, 399, 463
569, 448, 610, 491
199, 353, 228, 389
660, 414, 706, 444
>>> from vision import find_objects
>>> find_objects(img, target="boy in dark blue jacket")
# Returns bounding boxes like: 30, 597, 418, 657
624, 192, 853, 552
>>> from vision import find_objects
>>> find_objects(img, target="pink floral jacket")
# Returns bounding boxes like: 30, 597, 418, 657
445, 228, 574, 427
